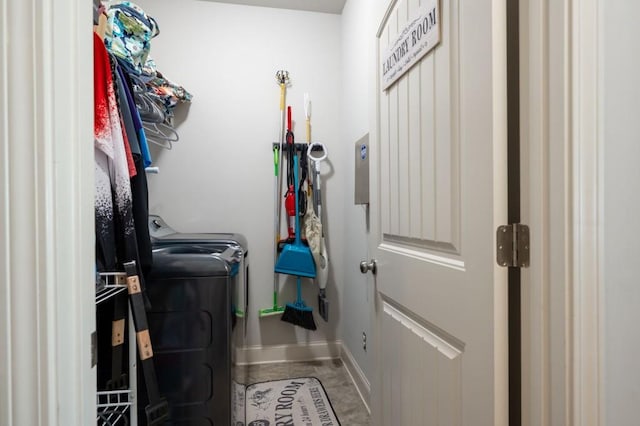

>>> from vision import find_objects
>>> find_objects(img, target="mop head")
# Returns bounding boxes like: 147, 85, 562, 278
259, 305, 285, 317
281, 302, 317, 331
318, 289, 329, 322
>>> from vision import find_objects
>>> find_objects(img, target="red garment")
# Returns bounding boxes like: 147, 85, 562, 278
94, 33, 136, 177
120, 115, 137, 177
94, 36, 111, 145
94, 32, 137, 270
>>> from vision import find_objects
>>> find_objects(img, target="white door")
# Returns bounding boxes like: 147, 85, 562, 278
370, 0, 509, 425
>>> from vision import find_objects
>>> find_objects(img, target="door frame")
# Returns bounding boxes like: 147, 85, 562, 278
569, 0, 602, 423
521, 0, 602, 424
0, 0, 95, 424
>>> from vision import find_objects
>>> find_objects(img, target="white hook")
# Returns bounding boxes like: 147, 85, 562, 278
307, 141, 328, 163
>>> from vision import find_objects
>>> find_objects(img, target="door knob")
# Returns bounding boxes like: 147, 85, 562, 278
360, 259, 377, 275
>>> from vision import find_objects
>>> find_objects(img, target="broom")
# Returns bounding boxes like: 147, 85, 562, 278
281, 276, 317, 331
259, 70, 289, 317
274, 152, 316, 278
279, 154, 317, 330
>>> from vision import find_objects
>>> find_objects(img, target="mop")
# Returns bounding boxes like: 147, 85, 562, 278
278, 154, 317, 330
306, 141, 329, 321
259, 70, 289, 317
303, 94, 329, 321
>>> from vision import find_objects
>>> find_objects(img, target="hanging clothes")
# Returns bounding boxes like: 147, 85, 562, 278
104, 0, 159, 75
116, 62, 153, 167
103, 1, 192, 126
95, 1, 193, 276
113, 60, 153, 278
141, 56, 193, 121
94, 31, 138, 271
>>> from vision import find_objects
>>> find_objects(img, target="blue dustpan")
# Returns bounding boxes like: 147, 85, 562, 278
275, 154, 316, 278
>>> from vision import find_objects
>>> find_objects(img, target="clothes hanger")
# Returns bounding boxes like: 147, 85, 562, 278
133, 89, 166, 124
93, 12, 107, 40
143, 121, 179, 150
145, 135, 173, 150
143, 121, 179, 141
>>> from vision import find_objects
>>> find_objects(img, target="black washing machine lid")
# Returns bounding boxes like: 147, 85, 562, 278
149, 215, 248, 251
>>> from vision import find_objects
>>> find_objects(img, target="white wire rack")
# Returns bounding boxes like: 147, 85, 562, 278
95, 271, 128, 304
96, 272, 138, 425
96, 389, 131, 425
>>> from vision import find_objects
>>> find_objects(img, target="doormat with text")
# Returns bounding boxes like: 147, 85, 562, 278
242, 377, 341, 426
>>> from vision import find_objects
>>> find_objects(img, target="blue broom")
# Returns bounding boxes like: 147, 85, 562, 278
275, 154, 316, 278
276, 153, 317, 330
281, 276, 317, 331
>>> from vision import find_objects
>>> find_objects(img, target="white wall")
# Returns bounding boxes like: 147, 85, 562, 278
602, 1, 640, 424
136, 0, 344, 348
339, 0, 374, 383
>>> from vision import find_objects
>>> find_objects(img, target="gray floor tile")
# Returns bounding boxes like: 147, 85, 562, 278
246, 359, 371, 425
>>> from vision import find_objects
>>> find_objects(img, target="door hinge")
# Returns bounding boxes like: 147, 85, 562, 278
496, 224, 530, 268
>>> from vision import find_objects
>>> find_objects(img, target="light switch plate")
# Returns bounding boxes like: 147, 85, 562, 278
354, 133, 370, 205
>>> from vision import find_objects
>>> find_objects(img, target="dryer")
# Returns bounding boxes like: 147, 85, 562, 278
140, 215, 249, 425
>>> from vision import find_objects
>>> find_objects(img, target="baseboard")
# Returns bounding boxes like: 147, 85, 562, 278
340, 344, 371, 414
236, 340, 342, 365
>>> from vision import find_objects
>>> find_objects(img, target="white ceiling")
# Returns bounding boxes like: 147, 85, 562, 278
199, 0, 347, 14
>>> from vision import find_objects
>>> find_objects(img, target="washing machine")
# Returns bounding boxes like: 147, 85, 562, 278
140, 215, 249, 425
148, 214, 249, 321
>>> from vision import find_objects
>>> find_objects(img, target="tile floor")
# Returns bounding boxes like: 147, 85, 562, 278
244, 359, 371, 425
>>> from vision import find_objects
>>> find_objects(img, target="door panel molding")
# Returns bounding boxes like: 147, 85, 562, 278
383, 300, 464, 357
381, 300, 463, 425
379, 242, 465, 271
378, 0, 461, 253
382, 233, 459, 256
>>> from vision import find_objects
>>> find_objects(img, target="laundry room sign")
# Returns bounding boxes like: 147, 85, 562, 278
381, 0, 441, 90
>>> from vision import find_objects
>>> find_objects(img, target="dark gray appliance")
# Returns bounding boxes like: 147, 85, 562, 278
149, 215, 249, 321
141, 215, 249, 425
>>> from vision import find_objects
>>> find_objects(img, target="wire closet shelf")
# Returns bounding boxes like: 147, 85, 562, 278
95, 271, 138, 426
